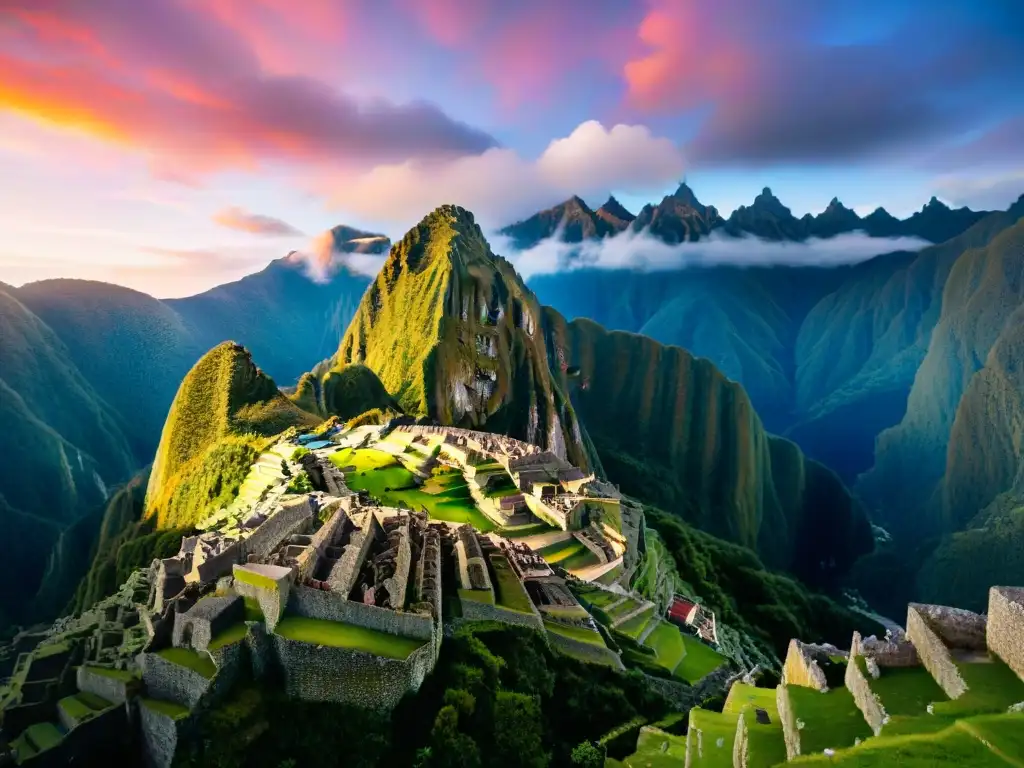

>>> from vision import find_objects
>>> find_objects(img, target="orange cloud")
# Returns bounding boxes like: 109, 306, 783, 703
0, 0, 496, 177
212, 207, 304, 236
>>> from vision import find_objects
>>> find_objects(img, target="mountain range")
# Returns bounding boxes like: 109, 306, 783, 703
500, 183, 990, 248
3, 182, 1024, 630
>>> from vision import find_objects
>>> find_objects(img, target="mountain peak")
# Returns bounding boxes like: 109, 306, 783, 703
924, 195, 950, 212
672, 181, 702, 208
596, 195, 635, 224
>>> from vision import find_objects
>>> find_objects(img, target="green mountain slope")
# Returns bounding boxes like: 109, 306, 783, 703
858, 211, 1024, 540
145, 341, 318, 529
0, 284, 137, 624
334, 205, 592, 469
541, 311, 874, 587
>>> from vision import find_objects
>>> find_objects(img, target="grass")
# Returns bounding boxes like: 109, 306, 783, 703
459, 588, 495, 605
606, 596, 643, 622
931, 658, 1024, 718
788, 715, 1024, 766
12, 722, 64, 757
499, 522, 553, 539
596, 563, 625, 586
856, 657, 948, 717
620, 727, 688, 768
234, 567, 280, 591
575, 585, 621, 610
209, 622, 248, 651
157, 647, 217, 679
336, 449, 495, 531
243, 596, 264, 622
725, 683, 780, 719
82, 665, 135, 682
59, 695, 97, 722
675, 634, 727, 684
787, 685, 873, 754
142, 697, 191, 721
560, 547, 602, 571
617, 605, 656, 639
274, 616, 424, 660
489, 555, 534, 613
687, 708, 738, 767
745, 721, 788, 768
644, 620, 685, 672
536, 537, 587, 564
543, 619, 607, 647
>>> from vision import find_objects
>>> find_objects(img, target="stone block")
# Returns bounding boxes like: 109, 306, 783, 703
906, 604, 970, 699
987, 586, 1024, 683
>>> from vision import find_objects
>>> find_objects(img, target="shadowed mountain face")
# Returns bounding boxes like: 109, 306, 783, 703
630, 182, 726, 244
0, 243, 371, 626
334, 205, 593, 470
499, 195, 629, 249
329, 204, 873, 586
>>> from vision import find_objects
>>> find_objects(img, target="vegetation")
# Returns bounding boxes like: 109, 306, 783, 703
145, 342, 318, 529
675, 635, 727, 684
856, 657, 947, 717
321, 364, 402, 421
489, 556, 536, 614
786, 685, 872, 753
274, 617, 425, 660
687, 708, 738, 767
543, 619, 607, 647
608, 727, 687, 768
286, 471, 314, 494
157, 647, 217, 679
184, 623, 673, 767
142, 697, 191, 720
645, 507, 884, 662
209, 622, 248, 651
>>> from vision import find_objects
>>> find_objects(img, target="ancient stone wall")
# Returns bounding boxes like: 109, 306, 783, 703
382, 519, 412, 609
987, 587, 1024, 682
41, 705, 130, 768
850, 631, 919, 668
233, 569, 291, 632
140, 652, 211, 709
76, 666, 134, 704
240, 497, 315, 560
288, 584, 435, 641
845, 653, 886, 735
140, 700, 193, 768
294, 503, 349, 582
910, 603, 987, 649
270, 635, 435, 709
782, 639, 829, 691
906, 604, 968, 699
172, 595, 243, 652
416, 528, 442, 620
777, 685, 800, 759
193, 544, 240, 584
327, 516, 381, 595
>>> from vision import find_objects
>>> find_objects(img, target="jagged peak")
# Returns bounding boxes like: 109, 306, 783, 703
865, 206, 898, 220
671, 181, 702, 208
922, 195, 951, 212
597, 195, 636, 222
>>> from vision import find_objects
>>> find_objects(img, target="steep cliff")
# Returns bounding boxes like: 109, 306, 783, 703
541, 310, 874, 587
145, 341, 318, 528
334, 205, 591, 469
857, 210, 1024, 539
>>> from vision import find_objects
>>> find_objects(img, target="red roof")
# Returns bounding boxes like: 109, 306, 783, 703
669, 598, 696, 623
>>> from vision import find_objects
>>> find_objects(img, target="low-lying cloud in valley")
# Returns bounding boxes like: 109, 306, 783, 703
490, 227, 934, 280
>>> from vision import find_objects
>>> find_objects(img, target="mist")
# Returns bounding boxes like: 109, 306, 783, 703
487, 225, 933, 280
286, 230, 387, 282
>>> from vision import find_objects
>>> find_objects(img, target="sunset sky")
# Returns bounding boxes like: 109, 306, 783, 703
1, 0, 1022, 296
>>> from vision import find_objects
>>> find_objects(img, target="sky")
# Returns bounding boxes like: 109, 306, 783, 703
1, 0, 1022, 297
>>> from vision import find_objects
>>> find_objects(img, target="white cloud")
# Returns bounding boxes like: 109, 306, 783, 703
326, 121, 685, 230
286, 230, 385, 282
933, 172, 1024, 211
488, 227, 933, 280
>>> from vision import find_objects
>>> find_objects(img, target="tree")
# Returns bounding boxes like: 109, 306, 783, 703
430, 705, 481, 768
492, 692, 548, 768
570, 741, 605, 768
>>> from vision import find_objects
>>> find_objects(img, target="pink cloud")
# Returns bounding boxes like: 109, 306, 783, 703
0, 0, 495, 177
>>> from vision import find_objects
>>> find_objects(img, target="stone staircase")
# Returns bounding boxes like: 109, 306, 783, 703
682, 586, 1024, 767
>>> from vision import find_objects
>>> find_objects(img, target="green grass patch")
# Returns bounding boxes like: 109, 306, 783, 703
575, 585, 622, 610
617, 605, 656, 640
596, 563, 625, 586
59, 695, 98, 722
157, 647, 217, 679
724, 683, 780, 720
234, 567, 280, 592
209, 622, 248, 651
489, 555, 534, 613
789, 719, 1013, 766
621, 727, 688, 767
644, 620, 685, 673
540, 604, 590, 620
142, 697, 191, 721
543, 619, 607, 648
745, 722, 788, 768
688, 708, 738, 767
561, 547, 602, 571
930, 658, 1024, 718
787, 685, 873, 754
243, 596, 264, 622
961, 712, 1024, 761
499, 522, 553, 539
606, 596, 643, 622
458, 587, 495, 605
856, 657, 948, 717
675, 634, 727, 684
82, 665, 136, 682
536, 537, 587, 564
12, 722, 63, 757
274, 616, 424, 660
